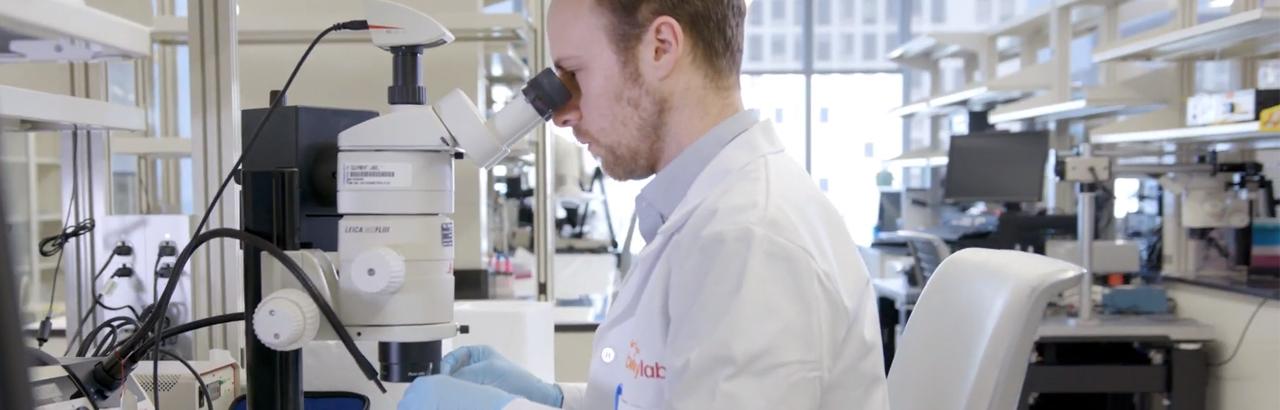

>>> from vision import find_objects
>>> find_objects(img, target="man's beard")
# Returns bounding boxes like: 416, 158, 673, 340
596, 66, 665, 181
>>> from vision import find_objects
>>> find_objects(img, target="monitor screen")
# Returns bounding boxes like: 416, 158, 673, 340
944, 131, 1049, 203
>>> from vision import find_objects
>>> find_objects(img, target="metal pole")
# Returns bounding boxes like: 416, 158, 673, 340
533, 0, 555, 302
1077, 144, 1096, 322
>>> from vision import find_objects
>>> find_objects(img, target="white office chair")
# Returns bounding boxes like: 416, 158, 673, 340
887, 248, 1083, 410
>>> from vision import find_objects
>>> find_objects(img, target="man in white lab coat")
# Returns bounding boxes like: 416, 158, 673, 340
399, 0, 889, 408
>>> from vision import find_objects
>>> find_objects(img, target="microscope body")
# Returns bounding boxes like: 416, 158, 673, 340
249, 0, 569, 384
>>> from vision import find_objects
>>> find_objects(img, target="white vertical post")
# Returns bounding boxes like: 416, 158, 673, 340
188, 0, 241, 360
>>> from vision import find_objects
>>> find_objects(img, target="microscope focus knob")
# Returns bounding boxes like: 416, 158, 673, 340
253, 288, 321, 351
351, 247, 407, 295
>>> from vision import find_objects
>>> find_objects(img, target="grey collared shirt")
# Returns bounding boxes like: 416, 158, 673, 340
634, 110, 760, 243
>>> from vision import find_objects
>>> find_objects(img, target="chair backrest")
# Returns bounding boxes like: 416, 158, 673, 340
894, 231, 951, 286
887, 248, 1082, 410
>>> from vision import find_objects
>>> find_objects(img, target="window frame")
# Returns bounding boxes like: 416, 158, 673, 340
740, 0, 905, 173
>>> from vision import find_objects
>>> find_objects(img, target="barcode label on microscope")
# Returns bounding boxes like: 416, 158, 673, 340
342, 163, 412, 187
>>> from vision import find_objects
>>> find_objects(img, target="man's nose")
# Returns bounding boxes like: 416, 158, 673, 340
552, 96, 581, 128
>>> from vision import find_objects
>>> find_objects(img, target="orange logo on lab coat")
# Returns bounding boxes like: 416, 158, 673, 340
625, 340, 666, 380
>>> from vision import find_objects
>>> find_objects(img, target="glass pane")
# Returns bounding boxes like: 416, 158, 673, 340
818, 0, 832, 25
810, 73, 904, 245
931, 0, 946, 24
862, 33, 878, 61
748, 34, 764, 63
112, 154, 141, 214
841, 0, 856, 23
744, 0, 804, 73
862, 0, 878, 24
976, 0, 992, 25
1196, 0, 1233, 23
741, 75, 807, 167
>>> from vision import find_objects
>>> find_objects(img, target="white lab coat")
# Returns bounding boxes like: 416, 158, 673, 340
507, 120, 889, 410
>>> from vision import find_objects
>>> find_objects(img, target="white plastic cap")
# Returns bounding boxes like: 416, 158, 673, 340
253, 289, 321, 351
351, 247, 408, 295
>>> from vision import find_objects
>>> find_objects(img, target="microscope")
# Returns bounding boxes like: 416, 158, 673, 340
238, 0, 569, 407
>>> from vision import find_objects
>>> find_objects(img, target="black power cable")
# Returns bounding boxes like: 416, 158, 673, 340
37, 133, 90, 349
190, 19, 369, 238
79, 316, 138, 358
89, 228, 385, 403
154, 349, 213, 410
61, 252, 119, 354
141, 312, 245, 348
123, 21, 373, 410
1211, 298, 1270, 367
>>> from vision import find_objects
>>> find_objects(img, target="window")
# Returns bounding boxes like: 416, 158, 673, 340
888, 0, 899, 20
861, 0, 877, 24
886, 34, 901, 55
842, 33, 856, 58
794, 35, 804, 63
976, 0, 992, 24
820, 107, 830, 123
931, 0, 945, 24
771, 35, 786, 58
818, 0, 832, 25
749, 0, 765, 25
773, 0, 786, 21
810, 74, 903, 245
749, 34, 764, 62
741, 75, 807, 167
1000, 0, 1015, 21
912, 0, 922, 21
794, 0, 806, 25
841, 0, 855, 22
862, 33, 877, 61
817, 36, 832, 62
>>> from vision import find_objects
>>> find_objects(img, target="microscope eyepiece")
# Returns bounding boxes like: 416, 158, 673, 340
522, 68, 572, 119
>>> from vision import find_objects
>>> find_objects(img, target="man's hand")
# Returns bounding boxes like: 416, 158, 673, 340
442, 345, 564, 407
397, 375, 516, 410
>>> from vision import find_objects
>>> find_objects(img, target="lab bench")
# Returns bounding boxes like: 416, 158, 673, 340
876, 282, 1214, 409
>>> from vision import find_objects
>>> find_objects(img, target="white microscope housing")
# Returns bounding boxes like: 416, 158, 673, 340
252, 0, 569, 383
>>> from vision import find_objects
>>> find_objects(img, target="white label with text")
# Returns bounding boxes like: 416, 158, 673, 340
342, 163, 412, 187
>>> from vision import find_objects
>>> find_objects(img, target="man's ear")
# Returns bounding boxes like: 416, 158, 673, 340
638, 15, 683, 81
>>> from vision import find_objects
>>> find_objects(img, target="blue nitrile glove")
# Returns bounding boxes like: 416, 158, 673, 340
441, 345, 564, 407
397, 375, 516, 410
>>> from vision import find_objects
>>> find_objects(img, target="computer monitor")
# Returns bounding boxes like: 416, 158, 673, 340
944, 131, 1049, 203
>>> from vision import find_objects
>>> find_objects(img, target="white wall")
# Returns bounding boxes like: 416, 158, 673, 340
1167, 284, 1280, 410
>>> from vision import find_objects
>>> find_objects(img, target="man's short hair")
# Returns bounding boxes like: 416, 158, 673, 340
595, 0, 746, 88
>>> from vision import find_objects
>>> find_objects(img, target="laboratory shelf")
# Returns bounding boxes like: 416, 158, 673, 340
0, 85, 147, 131
1091, 121, 1279, 145
1093, 7, 1280, 63
988, 93, 1160, 124
889, 100, 931, 118
109, 136, 193, 158
892, 63, 1052, 117
0, 0, 150, 62
887, 32, 987, 69
989, 4, 1052, 37
988, 67, 1176, 124
153, 13, 533, 45
885, 148, 949, 168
